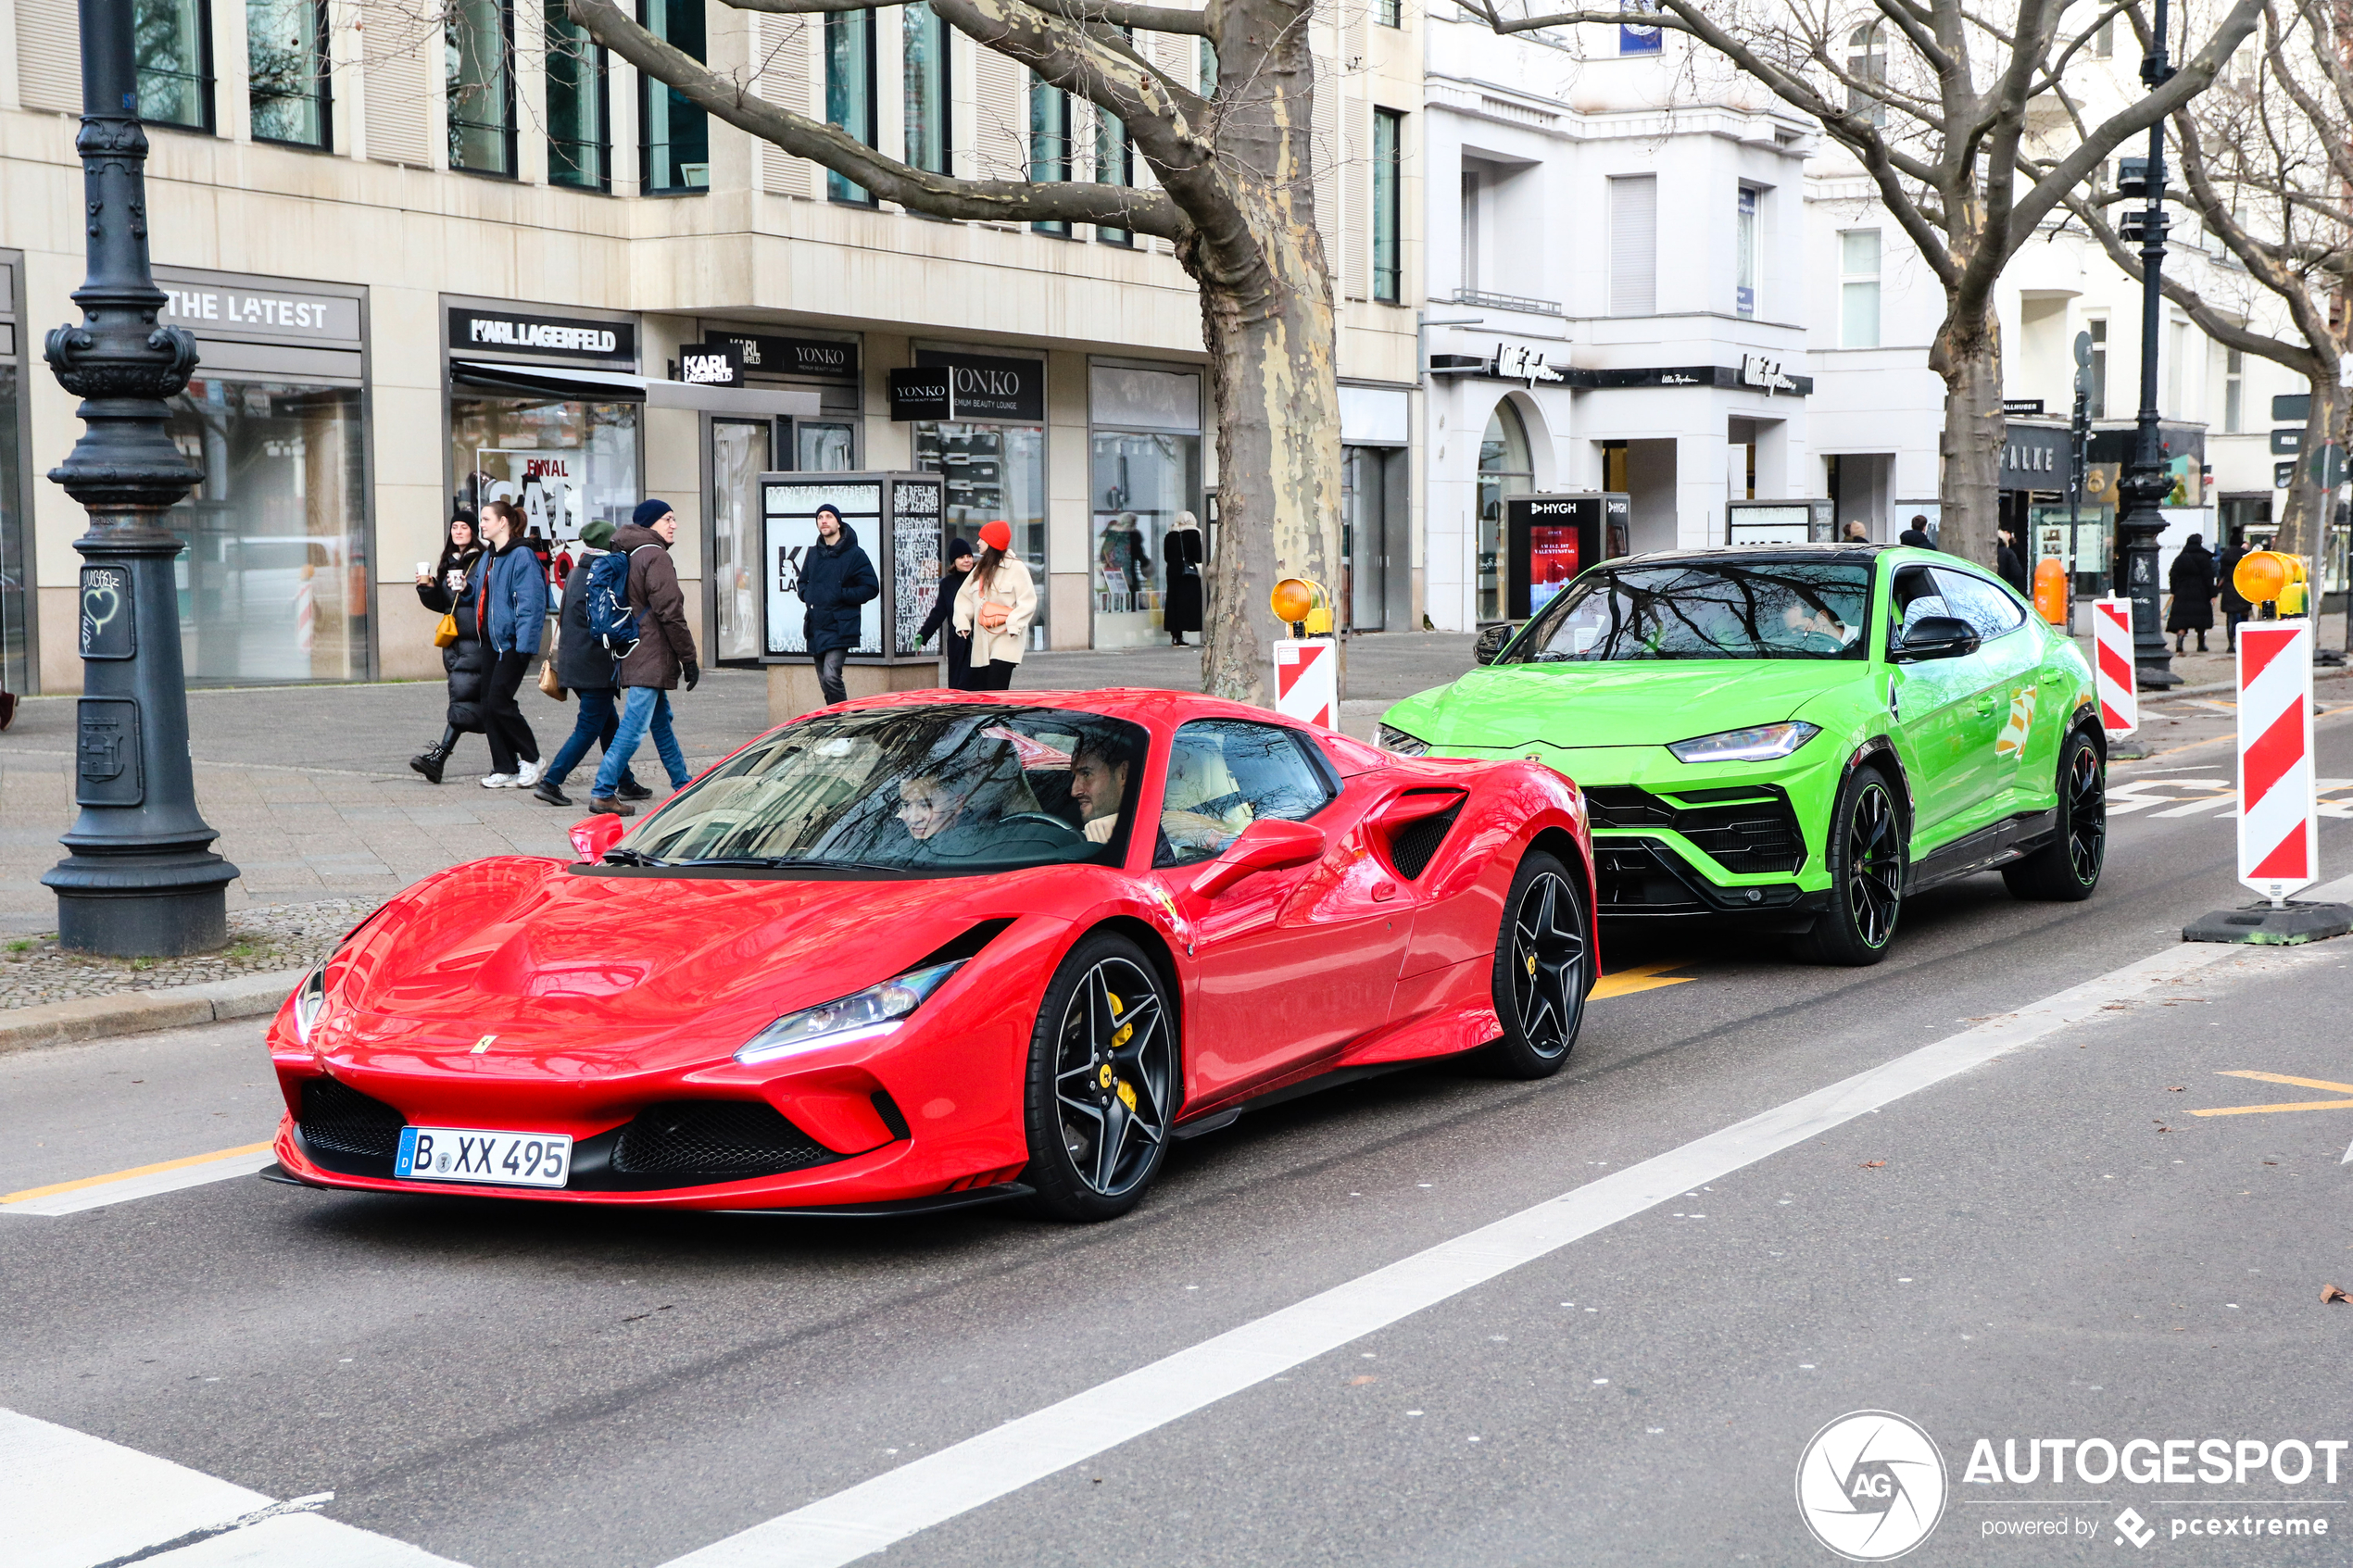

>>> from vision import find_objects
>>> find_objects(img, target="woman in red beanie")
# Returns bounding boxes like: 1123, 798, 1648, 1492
951, 520, 1038, 690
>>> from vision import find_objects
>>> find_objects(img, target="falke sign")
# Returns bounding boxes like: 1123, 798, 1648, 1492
2000, 424, 2070, 490
447, 307, 636, 362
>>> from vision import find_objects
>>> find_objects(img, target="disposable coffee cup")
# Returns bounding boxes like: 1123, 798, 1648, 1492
416, 560, 431, 577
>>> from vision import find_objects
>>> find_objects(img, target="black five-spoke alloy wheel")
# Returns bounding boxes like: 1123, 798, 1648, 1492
2004, 725, 2107, 902
1023, 933, 1176, 1221
1797, 767, 1906, 966
1486, 851, 1591, 1078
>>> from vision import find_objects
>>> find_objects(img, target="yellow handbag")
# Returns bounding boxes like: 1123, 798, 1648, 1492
434, 612, 459, 648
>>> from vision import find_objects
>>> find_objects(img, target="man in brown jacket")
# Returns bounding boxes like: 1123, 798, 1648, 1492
589, 500, 700, 816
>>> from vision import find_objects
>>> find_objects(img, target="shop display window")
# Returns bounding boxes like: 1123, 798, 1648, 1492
0, 362, 26, 694
1088, 431, 1200, 647
1477, 401, 1533, 623
913, 421, 1048, 647
450, 395, 641, 550
166, 378, 368, 684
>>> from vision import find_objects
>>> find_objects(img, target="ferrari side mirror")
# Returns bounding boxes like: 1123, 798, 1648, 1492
1191, 818, 1327, 898
570, 814, 629, 863
1892, 615, 1981, 663
1472, 621, 1520, 666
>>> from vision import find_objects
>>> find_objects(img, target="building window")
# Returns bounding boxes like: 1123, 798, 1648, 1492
136, 0, 214, 131
1845, 22, 1887, 127
1460, 171, 1480, 295
1619, 0, 1662, 56
544, 1, 609, 189
639, 0, 708, 191
903, 2, 949, 175
1198, 39, 1217, 95
1608, 174, 1656, 317
1029, 75, 1070, 234
2087, 319, 2108, 418
1735, 186, 1759, 318
247, 0, 328, 146
1377, 0, 1401, 27
2093, 18, 2113, 56
1477, 401, 1532, 623
445, 0, 515, 176
1373, 107, 1403, 302
2166, 319, 2186, 416
2224, 346, 2244, 433
826, 9, 876, 203
1839, 228, 1880, 348
1096, 106, 1133, 245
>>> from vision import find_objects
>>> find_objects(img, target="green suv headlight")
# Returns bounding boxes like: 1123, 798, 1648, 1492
1376, 724, 1431, 758
1667, 721, 1821, 764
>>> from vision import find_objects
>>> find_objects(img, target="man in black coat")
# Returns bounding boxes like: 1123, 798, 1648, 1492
2217, 536, 2252, 651
2168, 533, 2218, 653
1995, 529, 2031, 596
1898, 515, 1933, 548
801, 503, 880, 706
534, 518, 650, 809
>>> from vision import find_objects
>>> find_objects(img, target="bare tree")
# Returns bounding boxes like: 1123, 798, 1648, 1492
1460, 0, 2260, 568
2048, 0, 2350, 561
558, 0, 1344, 701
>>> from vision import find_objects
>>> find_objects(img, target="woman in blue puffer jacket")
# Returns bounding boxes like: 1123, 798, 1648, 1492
472, 500, 550, 788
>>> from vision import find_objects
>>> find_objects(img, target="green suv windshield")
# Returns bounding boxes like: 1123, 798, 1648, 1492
1507, 558, 1875, 664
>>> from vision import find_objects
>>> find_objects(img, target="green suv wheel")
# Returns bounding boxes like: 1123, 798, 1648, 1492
1793, 766, 1905, 966
2002, 727, 2106, 901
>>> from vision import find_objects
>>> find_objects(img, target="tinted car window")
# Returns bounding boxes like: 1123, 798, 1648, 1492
1889, 565, 1953, 646
1155, 720, 1336, 867
1509, 559, 1872, 662
1931, 568, 2029, 640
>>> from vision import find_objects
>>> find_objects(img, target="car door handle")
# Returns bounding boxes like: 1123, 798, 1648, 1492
1371, 882, 1399, 902
1973, 696, 1998, 715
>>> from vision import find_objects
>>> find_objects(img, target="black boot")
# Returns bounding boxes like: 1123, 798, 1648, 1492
409, 726, 459, 784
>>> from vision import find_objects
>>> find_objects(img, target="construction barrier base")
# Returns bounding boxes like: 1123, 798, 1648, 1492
2181, 902, 2353, 947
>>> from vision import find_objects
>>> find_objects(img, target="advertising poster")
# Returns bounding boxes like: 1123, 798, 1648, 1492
472, 448, 585, 546
762, 480, 884, 657
1527, 526, 1581, 613
891, 479, 946, 659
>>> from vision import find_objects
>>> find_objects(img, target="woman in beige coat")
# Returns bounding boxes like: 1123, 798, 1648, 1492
951, 519, 1038, 690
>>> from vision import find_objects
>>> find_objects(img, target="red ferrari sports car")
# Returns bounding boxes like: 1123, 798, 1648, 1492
264, 690, 1594, 1221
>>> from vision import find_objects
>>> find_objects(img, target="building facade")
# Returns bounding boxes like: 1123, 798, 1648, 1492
0, 0, 1421, 696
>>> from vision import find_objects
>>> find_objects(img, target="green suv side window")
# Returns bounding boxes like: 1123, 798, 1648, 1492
1930, 568, 2028, 642
1888, 565, 1952, 650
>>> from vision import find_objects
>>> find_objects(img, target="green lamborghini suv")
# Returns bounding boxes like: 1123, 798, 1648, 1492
1378, 546, 2107, 963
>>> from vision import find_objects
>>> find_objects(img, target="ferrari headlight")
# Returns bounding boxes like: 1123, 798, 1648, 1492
1667, 721, 1821, 764
292, 963, 331, 1045
735, 960, 965, 1066
1377, 723, 1431, 758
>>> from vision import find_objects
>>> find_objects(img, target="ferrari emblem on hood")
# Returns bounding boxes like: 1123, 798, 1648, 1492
471, 1035, 497, 1055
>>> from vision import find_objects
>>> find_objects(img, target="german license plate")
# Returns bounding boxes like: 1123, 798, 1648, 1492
395, 1126, 573, 1187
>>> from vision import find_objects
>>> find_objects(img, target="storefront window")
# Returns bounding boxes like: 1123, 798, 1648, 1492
797, 420, 856, 470
449, 394, 641, 549
1478, 400, 1532, 623
1088, 365, 1202, 648
0, 361, 25, 694
166, 378, 368, 684
913, 421, 1047, 646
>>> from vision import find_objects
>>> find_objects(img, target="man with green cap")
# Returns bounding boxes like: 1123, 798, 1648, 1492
533, 516, 651, 809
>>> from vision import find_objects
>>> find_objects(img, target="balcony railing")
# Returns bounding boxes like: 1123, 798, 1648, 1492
1449, 287, 1564, 317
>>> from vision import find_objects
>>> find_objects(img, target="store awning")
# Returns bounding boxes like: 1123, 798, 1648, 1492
450, 359, 821, 418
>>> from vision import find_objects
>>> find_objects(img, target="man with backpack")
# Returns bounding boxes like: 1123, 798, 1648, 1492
588, 499, 699, 817
532, 518, 652, 809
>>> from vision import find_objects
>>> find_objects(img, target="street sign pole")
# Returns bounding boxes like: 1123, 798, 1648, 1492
39, 0, 236, 955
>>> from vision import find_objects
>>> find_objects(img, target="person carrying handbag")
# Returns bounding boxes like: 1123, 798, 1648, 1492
409, 511, 487, 784
950, 519, 1038, 691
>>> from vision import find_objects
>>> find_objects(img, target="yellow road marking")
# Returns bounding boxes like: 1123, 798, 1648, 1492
1592, 960, 1698, 1000
0, 1142, 274, 1206
2190, 1070, 2353, 1119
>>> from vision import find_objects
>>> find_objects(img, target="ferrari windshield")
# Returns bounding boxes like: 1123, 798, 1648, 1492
618, 706, 1147, 875
1508, 558, 1873, 663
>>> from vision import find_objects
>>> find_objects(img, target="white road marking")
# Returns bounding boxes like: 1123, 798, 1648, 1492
0, 1408, 464, 1567
1, 1147, 277, 1218
658, 941, 2245, 1568
2152, 796, 2236, 818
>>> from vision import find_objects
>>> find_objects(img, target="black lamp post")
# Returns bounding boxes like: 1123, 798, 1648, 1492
40, 0, 236, 956
2110, 0, 2183, 689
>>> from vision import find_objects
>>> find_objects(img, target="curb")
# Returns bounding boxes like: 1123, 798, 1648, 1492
0, 967, 306, 1055
2142, 666, 2353, 704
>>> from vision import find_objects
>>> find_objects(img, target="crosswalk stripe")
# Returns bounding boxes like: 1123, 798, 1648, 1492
0, 1409, 463, 1568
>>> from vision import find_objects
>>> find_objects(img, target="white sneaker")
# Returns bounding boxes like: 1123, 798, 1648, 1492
480, 772, 518, 789
513, 759, 543, 787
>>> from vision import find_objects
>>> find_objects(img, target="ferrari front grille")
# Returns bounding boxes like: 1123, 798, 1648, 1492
296, 1076, 407, 1161
610, 1100, 845, 1177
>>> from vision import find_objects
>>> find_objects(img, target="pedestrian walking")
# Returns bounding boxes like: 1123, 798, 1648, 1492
801, 502, 879, 707
1164, 509, 1203, 647
532, 518, 650, 809
917, 536, 977, 689
1898, 516, 1932, 548
1995, 528, 2031, 596
2169, 533, 2218, 654
2218, 534, 2251, 651
589, 500, 698, 817
409, 511, 488, 784
952, 519, 1038, 692
472, 500, 549, 788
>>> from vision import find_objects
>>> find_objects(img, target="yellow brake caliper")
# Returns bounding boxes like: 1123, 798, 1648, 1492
1107, 991, 1138, 1110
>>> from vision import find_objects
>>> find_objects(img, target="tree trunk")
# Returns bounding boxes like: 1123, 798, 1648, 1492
1931, 303, 2004, 569
2274, 371, 2343, 564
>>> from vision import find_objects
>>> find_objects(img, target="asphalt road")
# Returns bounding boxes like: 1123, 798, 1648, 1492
7, 709, 2353, 1566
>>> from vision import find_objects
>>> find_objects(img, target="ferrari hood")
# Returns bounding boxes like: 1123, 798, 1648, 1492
1392, 659, 1863, 750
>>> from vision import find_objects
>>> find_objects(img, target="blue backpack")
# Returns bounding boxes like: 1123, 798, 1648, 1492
585, 546, 644, 656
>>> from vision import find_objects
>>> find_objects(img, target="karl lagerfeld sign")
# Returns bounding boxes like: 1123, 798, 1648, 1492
447, 307, 637, 362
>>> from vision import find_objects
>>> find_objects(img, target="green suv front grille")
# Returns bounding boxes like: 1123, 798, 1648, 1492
1582, 785, 1806, 875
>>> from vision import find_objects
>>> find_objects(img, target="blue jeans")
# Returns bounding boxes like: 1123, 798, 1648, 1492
542, 687, 640, 792
594, 686, 688, 798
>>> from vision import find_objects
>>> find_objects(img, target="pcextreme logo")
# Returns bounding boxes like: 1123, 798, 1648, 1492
1796, 1411, 1950, 1561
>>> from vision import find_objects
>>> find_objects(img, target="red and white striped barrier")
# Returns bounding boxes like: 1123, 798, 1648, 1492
2092, 596, 2136, 736
1274, 638, 1338, 729
2237, 619, 2317, 903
